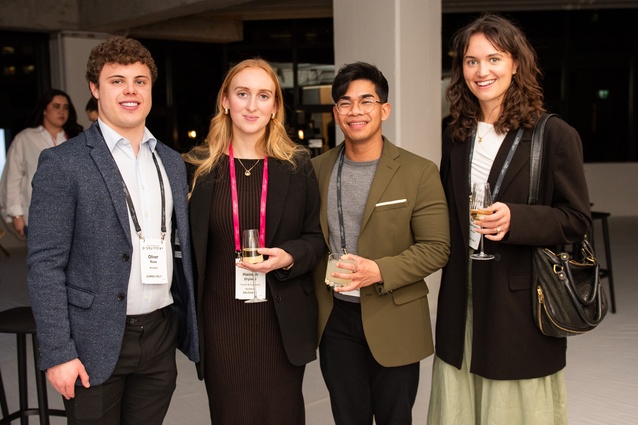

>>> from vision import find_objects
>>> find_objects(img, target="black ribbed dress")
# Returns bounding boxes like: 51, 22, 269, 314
202, 157, 305, 424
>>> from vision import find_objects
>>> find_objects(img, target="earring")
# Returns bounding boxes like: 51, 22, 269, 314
271, 112, 276, 119
224, 108, 229, 115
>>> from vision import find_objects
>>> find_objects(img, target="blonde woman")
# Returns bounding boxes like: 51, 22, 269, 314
184, 59, 323, 424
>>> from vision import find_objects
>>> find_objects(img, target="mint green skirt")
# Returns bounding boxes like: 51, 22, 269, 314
427, 259, 567, 425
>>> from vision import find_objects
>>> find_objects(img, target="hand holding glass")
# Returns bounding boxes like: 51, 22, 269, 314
242, 229, 267, 303
325, 253, 355, 288
470, 182, 495, 260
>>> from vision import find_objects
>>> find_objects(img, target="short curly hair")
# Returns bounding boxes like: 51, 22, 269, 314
86, 36, 158, 88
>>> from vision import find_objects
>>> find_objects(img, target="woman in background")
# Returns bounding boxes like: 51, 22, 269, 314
184, 58, 323, 424
0, 89, 82, 237
429, 14, 591, 424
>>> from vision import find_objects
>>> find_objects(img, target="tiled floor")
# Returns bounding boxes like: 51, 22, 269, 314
1, 216, 636, 424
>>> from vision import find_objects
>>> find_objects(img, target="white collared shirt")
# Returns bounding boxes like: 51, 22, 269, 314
98, 119, 174, 315
0, 126, 67, 224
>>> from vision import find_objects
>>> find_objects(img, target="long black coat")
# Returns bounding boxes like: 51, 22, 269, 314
435, 117, 591, 380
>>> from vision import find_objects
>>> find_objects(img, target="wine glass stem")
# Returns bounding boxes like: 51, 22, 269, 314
479, 234, 485, 255
253, 272, 257, 299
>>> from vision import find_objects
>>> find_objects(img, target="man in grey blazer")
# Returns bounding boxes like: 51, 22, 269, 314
312, 62, 450, 424
27, 37, 198, 424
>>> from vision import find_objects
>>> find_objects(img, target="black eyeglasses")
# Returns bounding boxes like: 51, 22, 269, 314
335, 98, 384, 114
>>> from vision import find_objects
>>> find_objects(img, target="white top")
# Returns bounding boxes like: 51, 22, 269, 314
469, 122, 507, 250
0, 126, 67, 224
470, 121, 506, 187
98, 119, 174, 315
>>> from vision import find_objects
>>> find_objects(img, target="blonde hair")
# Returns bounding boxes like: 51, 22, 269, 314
184, 58, 306, 193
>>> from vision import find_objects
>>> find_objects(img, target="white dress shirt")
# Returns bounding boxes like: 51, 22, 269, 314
99, 119, 174, 315
0, 126, 67, 224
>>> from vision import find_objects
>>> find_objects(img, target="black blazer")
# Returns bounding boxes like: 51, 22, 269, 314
435, 117, 591, 380
189, 156, 324, 377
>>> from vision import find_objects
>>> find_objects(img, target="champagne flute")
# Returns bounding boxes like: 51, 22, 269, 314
470, 182, 495, 260
242, 229, 267, 303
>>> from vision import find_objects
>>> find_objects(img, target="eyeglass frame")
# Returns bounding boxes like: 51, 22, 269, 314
334, 97, 385, 114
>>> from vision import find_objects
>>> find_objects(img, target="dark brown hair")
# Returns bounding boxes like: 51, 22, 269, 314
28, 89, 83, 138
446, 13, 545, 142
85, 36, 158, 88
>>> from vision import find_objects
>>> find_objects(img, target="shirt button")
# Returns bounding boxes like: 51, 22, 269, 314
122, 253, 130, 262
275, 295, 282, 303
117, 293, 126, 301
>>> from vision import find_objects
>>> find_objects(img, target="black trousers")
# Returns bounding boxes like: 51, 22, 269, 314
63, 306, 178, 425
319, 298, 420, 425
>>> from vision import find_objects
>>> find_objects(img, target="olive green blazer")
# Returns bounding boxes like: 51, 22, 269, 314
311, 137, 450, 367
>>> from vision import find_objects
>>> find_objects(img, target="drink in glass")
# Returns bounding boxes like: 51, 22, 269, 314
325, 253, 355, 288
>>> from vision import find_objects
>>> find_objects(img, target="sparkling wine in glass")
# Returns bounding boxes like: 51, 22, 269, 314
242, 229, 267, 303
470, 182, 495, 260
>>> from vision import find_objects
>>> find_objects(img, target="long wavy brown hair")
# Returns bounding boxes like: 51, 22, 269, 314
183, 59, 307, 193
446, 14, 545, 142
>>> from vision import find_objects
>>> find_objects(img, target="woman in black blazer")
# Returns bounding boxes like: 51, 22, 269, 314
183, 59, 323, 424
428, 14, 591, 425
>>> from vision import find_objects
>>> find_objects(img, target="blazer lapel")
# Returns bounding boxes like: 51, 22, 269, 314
155, 143, 184, 209
265, 159, 289, 247
450, 137, 472, 246
189, 170, 214, 281
360, 138, 400, 232
315, 146, 342, 247
87, 126, 132, 246
488, 128, 531, 200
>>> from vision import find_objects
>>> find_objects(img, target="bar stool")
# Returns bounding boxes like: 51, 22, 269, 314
0, 306, 66, 424
589, 211, 617, 313
0, 369, 9, 419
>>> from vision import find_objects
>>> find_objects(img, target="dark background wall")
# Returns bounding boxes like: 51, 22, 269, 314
1, 9, 636, 162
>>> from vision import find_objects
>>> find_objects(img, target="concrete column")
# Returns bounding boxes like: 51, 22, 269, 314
333, 0, 443, 309
333, 0, 442, 163
49, 31, 110, 129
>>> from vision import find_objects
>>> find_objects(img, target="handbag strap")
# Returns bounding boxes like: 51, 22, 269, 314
558, 245, 605, 325
528, 113, 559, 205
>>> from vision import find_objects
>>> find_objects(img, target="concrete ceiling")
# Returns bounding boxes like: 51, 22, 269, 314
0, 0, 636, 43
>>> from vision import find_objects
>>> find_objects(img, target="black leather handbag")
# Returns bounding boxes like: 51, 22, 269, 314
529, 114, 608, 337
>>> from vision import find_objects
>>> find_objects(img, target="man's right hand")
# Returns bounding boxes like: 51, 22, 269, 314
12, 216, 25, 238
46, 358, 90, 399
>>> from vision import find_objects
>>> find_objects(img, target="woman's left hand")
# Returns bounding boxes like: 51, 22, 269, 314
236, 247, 294, 274
477, 201, 510, 241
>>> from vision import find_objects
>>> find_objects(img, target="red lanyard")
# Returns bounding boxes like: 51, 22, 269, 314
229, 144, 268, 253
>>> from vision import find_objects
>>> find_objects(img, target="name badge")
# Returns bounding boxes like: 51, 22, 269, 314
141, 238, 169, 284
235, 257, 267, 299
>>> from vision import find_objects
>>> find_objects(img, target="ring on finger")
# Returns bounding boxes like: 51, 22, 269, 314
496, 227, 501, 234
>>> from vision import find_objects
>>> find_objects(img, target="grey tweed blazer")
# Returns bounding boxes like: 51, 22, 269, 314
27, 124, 199, 386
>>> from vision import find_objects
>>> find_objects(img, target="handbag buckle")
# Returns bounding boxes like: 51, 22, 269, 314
553, 264, 564, 275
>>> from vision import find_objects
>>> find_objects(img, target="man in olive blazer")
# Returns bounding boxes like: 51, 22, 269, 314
311, 62, 450, 425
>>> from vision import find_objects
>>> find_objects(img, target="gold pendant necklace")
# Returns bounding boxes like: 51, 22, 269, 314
477, 124, 494, 143
236, 158, 261, 176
